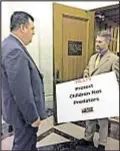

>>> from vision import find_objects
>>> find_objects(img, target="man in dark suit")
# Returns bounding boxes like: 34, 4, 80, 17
2, 11, 46, 150
79, 30, 119, 151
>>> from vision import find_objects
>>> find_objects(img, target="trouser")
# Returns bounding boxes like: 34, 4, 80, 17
84, 118, 108, 146
12, 118, 38, 150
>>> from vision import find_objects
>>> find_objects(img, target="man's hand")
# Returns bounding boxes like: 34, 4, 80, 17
83, 74, 89, 78
31, 117, 41, 127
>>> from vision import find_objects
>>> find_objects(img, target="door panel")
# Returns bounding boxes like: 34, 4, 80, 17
53, 3, 95, 83
62, 15, 88, 81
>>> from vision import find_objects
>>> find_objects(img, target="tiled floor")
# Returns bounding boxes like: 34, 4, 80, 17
1, 115, 119, 151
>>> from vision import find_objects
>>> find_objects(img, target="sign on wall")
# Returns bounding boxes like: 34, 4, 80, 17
68, 41, 82, 56
56, 71, 119, 123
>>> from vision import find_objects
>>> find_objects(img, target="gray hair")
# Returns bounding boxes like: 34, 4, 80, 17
96, 30, 111, 42
10, 11, 34, 32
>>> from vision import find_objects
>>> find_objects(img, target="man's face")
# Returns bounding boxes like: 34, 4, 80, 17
95, 36, 109, 53
22, 18, 35, 45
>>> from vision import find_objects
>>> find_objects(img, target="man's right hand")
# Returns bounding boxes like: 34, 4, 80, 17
31, 117, 41, 127
83, 74, 89, 78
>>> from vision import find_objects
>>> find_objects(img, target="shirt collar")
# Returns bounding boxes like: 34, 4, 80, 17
10, 33, 26, 47
98, 49, 108, 57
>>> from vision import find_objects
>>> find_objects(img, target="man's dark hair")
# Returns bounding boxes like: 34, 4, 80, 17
10, 11, 34, 32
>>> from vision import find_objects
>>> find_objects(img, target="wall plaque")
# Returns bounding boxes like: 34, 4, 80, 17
68, 41, 82, 56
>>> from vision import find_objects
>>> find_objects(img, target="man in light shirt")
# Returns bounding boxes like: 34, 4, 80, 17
2, 11, 46, 150
79, 30, 119, 151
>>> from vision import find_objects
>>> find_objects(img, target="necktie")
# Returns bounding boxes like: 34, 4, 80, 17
95, 54, 101, 68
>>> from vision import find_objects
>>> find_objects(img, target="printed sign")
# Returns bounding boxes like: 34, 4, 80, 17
56, 71, 119, 123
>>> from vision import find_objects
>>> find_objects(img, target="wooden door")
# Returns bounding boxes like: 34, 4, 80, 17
53, 3, 95, 83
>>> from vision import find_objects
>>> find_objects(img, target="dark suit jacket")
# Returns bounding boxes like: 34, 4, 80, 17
2, 35, 47, 126
84, 50, 119, 82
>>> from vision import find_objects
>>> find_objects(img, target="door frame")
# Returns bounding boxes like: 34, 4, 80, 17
53, 3, 95, 124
